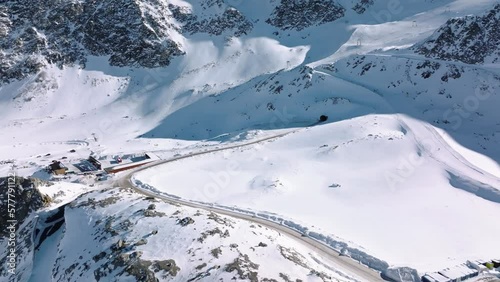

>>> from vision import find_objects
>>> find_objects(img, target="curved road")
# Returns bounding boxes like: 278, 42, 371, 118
114, 131, 385, 282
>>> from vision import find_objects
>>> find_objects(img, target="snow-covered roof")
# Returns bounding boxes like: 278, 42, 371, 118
423, 273, 450, 282
439, 264, 477, 280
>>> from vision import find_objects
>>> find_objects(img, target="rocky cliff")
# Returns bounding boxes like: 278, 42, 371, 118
415, 4, 500, 64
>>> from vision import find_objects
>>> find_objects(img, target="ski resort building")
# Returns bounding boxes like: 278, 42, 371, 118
421, 273, 450, 282
104, 153, 159, 174
492, 259, 500, 269
438, 264, 478, 281
48, 161, 68, 175
88, 156, 102, 170
467, 260, 489, 273
422, 264, 479, 282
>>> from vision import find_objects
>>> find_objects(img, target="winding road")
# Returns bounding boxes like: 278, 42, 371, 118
114, 130, 385, 282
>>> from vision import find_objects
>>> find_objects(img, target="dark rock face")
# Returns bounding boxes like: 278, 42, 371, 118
415, 4, 500, 64
170, 5, 253, 37
0, 177, 51, 237
266, 0, 345, 31
0, 0, 185, 83
178, 216, 195, 226
352, 0, 375, 14
0, 0, 257, 84
80, 0, 184, 68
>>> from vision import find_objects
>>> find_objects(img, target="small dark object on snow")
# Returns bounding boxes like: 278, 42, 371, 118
69, 149, 76, 153
178, 217, 195, 226
319, 115, 328, 122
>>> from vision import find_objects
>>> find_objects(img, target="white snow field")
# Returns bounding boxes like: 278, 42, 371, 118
135, 114, 500, 272
1, 0, 499, 279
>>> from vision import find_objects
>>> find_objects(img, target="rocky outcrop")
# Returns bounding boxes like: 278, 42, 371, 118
0, 177, 51, 236
266, 0, 345, 31
170, 5, 253, 37
0, 0, 259, 84
0, 0, 185, 83
79, 0, 184, 68
415, 4, 500, 64
0, 177, 51, 281
352, 0, 375, 14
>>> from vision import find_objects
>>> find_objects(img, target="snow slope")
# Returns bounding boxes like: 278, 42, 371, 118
1, 0, 499, 280
330, 53, 500, 165
29, 187, 360, 282
135, 114, 500, 272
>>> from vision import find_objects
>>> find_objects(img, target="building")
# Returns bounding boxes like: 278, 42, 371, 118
48, 161, 68, 175
423, 264, 478, 282
492, 259, 500, 269
103, 152, 158, 174
422, 272, 450, 282
439, 264, 478, 282
468, 260, 489, 273
88, 155, 102, 170
105, 162, 152, 174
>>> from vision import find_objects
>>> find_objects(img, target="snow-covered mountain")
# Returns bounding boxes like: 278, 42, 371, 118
415, 4, 500, 64
2, 179, 360, 282
0, 0, 349, 83
1, 0, 500, 281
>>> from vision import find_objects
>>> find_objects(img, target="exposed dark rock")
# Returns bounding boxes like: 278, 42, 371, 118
170, 5, 253, 37
143, 209, 166, 217
76, 196, 121, 209
211, 247, 222, 258
266, 0, 345, 31
225, 254, 259, 282
415, 60, 441, 79
308, 269, 332, 281
0, 0, 185, 83
178, 216, 195, 226
278, 246, 309, 269
92, 251, 107, 262
352, 0, 375, 14
415, 4, 500, 64
0, 177, 51, 236
207, 212, 234, 227
195, 263, 207, 270
135, 239, 148, 246
151, 259, 180, 276
258, 242, 268, 247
